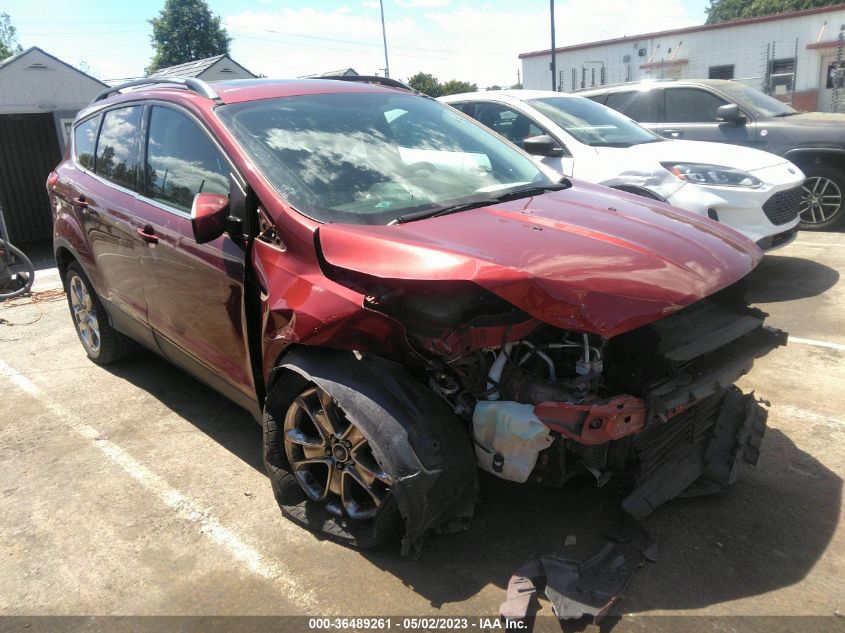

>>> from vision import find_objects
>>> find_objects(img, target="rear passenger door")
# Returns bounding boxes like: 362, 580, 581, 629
66, 106, 154, 346
135, 104, 256, 410
657, 87, 758, 147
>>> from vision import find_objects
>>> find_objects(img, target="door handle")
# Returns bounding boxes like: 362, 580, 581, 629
71, 196, 88, 209
662, 129, 683, 138
136, 226, 159, 244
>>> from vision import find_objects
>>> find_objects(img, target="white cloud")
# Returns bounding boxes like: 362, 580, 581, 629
361, 0, 380, 8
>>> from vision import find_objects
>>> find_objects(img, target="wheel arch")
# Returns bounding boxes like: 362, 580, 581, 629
265, 346, 477, 555
782, 149, 845, 173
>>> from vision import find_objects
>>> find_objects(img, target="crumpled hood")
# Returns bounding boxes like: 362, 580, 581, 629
317, 180, 762, 337
593, 139, 788, 172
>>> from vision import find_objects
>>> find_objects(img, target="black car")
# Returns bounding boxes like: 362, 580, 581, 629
580, 79, 845, 230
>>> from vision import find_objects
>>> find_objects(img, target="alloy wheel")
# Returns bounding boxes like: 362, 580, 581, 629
283, 387, 391, 520
800, 176, 843, 224
69, 275, 101, 354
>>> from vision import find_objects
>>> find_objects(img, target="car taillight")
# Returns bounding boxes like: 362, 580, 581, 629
47, 171, 59, 190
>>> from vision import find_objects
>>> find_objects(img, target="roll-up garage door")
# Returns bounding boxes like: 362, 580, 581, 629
0, 113, 61, 244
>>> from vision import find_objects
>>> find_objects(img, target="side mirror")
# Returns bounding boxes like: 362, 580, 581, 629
191, 192, 230, 244
716, 103, 746, 125
522, 134, 564, 157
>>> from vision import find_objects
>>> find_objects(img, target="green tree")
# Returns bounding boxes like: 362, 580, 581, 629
146, 0, 231, 74
407, 72, 442, 97
706, 0, 841, 23
440, 79, 478, 96
0, 13, 23, 61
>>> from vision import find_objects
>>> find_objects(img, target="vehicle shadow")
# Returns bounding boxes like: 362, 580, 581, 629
102, 350, 841, 624
104, 347, 264, 473
747, 254, 839, 303
361, 426, 841, 620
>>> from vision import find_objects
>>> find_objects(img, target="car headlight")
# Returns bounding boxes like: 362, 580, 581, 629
661, 163, 763, 188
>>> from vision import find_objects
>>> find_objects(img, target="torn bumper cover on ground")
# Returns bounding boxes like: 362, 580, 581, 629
500, 518, 658, 622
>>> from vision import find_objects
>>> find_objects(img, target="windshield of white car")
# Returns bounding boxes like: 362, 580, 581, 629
217, 92, 553, 225
715, 83, 797, 117
527, 96, 664, 147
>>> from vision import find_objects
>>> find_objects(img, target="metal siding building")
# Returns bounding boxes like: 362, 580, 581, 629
0, 47, 107, 245
520, 4, 845, 112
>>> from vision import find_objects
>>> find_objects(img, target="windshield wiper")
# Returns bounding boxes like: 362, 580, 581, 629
390, 181, 571, 225
773, 112, 799, 117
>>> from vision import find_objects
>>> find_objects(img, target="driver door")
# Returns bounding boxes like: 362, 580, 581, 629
136, 104, 257, 411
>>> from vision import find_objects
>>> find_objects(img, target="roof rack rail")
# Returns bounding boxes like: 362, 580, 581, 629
314, 75, 417, 93
92, 77, 220, 103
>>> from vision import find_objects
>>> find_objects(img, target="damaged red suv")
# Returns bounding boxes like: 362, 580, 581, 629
48, 76, 785, 554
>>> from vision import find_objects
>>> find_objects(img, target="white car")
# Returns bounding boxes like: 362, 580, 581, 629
440, 90, 804, 250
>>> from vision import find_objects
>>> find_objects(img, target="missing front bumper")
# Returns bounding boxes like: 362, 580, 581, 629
623, 387, 767, 520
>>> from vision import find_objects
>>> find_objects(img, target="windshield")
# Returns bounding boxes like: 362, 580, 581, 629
716, 82, 796, 117
527, 96, 663, 147
216, 92, 552, 225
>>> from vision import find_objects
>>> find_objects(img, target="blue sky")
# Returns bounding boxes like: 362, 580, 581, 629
9, 0, 709, 86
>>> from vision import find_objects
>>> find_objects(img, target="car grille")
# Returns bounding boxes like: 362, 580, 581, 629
762, 186, 802, 225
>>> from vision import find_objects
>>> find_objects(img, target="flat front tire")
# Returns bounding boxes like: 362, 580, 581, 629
263, 374, 402, 548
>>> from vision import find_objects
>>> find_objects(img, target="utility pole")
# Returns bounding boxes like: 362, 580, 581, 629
380, 0, 390, 78
550, 0, 557, 91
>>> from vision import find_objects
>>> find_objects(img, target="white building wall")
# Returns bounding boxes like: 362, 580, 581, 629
522, 7, 845, 95
0, 48, 105, 114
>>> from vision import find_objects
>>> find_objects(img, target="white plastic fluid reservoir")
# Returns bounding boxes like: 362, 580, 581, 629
472, 401, 554, 483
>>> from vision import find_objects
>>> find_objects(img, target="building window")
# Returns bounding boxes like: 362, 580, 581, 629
708, 64, 734, 80
767, 57, 795, 94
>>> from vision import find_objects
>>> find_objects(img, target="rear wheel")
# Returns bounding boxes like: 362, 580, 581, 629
64, 262, 133, 364
798, 167, 845, 230
264, 378, 402, 548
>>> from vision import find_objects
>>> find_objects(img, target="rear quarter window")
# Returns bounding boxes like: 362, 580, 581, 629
73, 116, 100, 170
95, 106, 143, 189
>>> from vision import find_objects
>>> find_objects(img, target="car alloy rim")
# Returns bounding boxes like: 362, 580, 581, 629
800, 176, 842, 224
283, 386, 391, 520
69, 275, 101, 354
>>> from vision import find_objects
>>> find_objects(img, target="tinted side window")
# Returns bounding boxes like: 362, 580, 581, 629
665, 88, 727, 123
74, 116, 99, 170
604, 90, 661, 122
470, 103, 544, 145
96, 106, 142, 188
145, 106, 229, 213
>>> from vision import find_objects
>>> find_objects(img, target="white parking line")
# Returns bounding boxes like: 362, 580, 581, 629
789, 336, 845, 352
0, 359, 319, 611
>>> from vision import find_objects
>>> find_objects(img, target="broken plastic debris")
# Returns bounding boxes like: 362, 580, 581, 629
500, 518, 657, 623
499, 560, 542, 621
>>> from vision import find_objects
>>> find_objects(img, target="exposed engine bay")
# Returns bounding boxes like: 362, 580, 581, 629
363, 277, 786, 517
